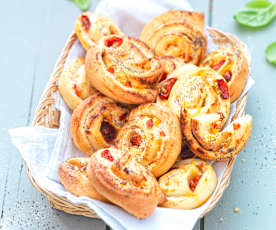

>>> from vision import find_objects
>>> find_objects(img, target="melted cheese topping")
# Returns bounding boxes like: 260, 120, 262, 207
159, 159, 217, 209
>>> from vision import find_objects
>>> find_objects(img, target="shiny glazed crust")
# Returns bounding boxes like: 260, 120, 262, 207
116, 103, 182, 177
87, 147, 166, 219
58, 157, 108, 202
85, 35, 163, 104
75, 11, 123, 50
159, 159, 217, 209
58, 57, 98, 110
201, 27, 250, 103
70, 93, 129, 156
140, 10, 206, 64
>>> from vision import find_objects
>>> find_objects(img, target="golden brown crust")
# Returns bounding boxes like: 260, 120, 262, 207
156, 65, 252, 161
116, 103, 182, 177
58, 57, 98, 110
201, 27, 250, 103
157, 64, 230, 120
87, 147, 166, 219
159, 159, 217, 209
75, 11, 123, 50
140, 10, 206, 64
181, 113, 252, 161
70, 93, 129, 156
58, 157, 108, 202
85, 35, 163, 104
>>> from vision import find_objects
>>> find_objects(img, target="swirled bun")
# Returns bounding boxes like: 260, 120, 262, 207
157, 64, 230, 121
58, 157, 108, 202
181, 112, 252, 161
157, 65, 252, 160
116, 103, 182, 177
85, 35, 163, 104
71, 93, 129, 156
58, 57, 98, 110
87, 147, 166, 218
159, 159, 217, 209
75, 12, 123, 50
157, 65, 249, 160
140, 10, 206, 64
201, 27, 250, 102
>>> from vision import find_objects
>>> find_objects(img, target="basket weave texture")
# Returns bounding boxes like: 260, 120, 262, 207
28, 33, 247, 219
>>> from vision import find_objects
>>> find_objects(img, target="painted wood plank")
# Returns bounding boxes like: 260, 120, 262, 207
204, 0, 276, 230
0, 0, 43, 217
0, 0, 104, 229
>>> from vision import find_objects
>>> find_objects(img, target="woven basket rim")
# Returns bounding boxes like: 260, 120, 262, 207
27, 32, 248, 219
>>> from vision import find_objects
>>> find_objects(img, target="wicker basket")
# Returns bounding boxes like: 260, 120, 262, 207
27, 32, 248, 219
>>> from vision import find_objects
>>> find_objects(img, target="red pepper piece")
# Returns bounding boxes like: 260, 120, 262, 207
213, 122, 219, 129
101, 149, 114, 161
223, 70, 232, 82
130, 133, 142, 147
160, 72, 168, 82
119, 112, 128, 121
125, 81, 132, 88
73, 84, 81, 97
105, 37, 123, 48
211, 60, 225, 71
217, 79, 229, 99
189, 175, 202, 192
107, 67, 115, 73
160, 131, 166, 137
233, 123, 241, 130
146, 119, 153, 128
81, 15, 91, 30
158, 78, 178, 100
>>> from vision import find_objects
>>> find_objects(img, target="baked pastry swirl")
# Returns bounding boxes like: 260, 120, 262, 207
159, 159, 217, 209
201, 28, 250, 102
75, 11, 123, 50
181, 112, 252, 161
157, 65, 252, 160
87, 147, 166, 218
116, 103, 182, 177
71, 93, 129, 156
140, 10, 206, 64
58, 57, 98, 110
85, 35, 163, 104
58, 157, 108, 202
157, 64, 230, 121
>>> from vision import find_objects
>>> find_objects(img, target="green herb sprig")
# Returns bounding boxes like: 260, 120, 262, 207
71, 0, 91, 12
234, 1, 276, 66
234, 0, 276, 28
265, 41, 276, 65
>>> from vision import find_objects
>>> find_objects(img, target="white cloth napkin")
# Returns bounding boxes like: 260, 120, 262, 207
9, 0, 254, 229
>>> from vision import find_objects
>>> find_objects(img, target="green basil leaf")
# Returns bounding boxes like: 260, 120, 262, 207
265, 41, 276, 65
71, 0, 91, 12
234, 0, 276, 28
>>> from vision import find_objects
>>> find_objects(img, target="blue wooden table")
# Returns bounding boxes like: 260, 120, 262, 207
1, 0, 275, 229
